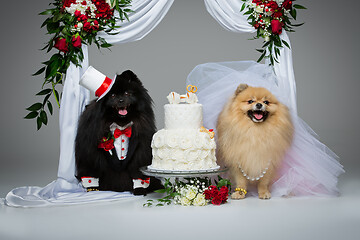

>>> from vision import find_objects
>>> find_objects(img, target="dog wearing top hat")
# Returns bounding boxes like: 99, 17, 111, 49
75, 66, 162, 195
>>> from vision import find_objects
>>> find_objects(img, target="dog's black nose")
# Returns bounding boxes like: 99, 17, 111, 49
256, 103, 263, 109
119, 98, 124, 103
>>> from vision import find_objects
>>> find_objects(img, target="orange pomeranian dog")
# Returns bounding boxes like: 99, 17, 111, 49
216, 84, 294, 199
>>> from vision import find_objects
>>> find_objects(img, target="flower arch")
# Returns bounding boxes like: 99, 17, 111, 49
5, 0, 343, 207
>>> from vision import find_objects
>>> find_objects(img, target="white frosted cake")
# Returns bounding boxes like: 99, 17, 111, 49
149, 88, 219, 171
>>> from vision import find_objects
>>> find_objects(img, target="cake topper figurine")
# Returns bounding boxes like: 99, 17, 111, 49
167, 85, 199, 104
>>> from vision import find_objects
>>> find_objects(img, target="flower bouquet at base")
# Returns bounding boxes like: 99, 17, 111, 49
144, 176, 231, 207
240, 0, 306, 65
25, 0, 132, 130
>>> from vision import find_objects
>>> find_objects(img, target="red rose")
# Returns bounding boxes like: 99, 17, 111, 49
267, 1, 279, 11
74, 10, 81, 17
219, 186, 229, 202
211, 195, 222, 205
97, 2, 110, 13
98, 139, 114, 151
54, 38, 68, 52
272, 11, 283, 19
282, 0, 293, 10
72, 35, 82, 48
271, 19, 283, 35
83, 21, 92, 32
80, 14, 88, 21
63, 0, 76, 8
92, 21, 99, 31
204, 189, 212, 200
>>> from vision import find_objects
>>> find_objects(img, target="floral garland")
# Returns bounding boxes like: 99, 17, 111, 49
144, 177, 231, 207
25, 0, 132, 130
240, 0, 306, 65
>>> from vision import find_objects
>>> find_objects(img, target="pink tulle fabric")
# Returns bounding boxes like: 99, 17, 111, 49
186, 61, 344, 197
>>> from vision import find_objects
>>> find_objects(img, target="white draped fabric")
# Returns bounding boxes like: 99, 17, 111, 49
205, 0, 297, 113
5, 0, 174, 207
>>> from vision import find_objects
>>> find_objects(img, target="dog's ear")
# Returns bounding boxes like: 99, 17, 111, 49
235, 84, 248, 95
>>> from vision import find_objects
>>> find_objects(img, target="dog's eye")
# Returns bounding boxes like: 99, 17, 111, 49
111, 94, 116, 98
264, 100, 270, 105
124, 91, 131, 96
248, 100, 254, 104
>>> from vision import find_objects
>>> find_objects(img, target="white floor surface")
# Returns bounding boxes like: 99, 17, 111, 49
1, 176, 359, 240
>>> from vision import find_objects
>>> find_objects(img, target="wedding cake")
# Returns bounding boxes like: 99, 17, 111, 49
149, 86, 219, 171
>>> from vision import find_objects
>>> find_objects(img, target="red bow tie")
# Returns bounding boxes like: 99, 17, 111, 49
114, 127, 132, 138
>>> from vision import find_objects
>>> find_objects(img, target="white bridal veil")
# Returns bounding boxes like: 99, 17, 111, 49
4, 0, 343, 207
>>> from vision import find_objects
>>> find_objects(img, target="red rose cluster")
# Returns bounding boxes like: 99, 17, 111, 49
204, 185, 229, 205
250, 0, 294, 36
98, 138, 115, 151
94, 0, 114, 19
54, 0, 115, 52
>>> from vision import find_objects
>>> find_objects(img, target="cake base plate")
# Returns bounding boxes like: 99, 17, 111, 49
140, 166, 227, 178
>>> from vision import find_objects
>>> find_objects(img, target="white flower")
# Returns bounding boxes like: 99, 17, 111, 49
180, 197, 191, 206
193, 194, 207, 206
106, 0, 116, 8
185, 188, 197, 200
265, 36, 270, 42
255, 5, 264, 13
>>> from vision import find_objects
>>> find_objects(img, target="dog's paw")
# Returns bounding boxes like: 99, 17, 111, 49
231, 191, 246, 200
133, 188, 147, 196
258, 191, 271, 200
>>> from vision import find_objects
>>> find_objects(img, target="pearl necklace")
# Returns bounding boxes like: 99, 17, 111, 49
239, 160, 271, 181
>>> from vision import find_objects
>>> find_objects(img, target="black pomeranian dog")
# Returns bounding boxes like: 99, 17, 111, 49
75, 70, 161, 195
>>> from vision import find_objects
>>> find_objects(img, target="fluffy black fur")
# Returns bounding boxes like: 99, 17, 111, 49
75, 70, 161, 195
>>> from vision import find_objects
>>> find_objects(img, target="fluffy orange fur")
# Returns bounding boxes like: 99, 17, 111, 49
216, 84, 294, 199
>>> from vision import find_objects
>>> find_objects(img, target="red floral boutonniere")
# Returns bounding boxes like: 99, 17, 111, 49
98, 137, 115, 151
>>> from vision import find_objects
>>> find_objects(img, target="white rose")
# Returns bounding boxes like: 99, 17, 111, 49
264, 36, 270, 42
193, 194, 207, 206
255, 5, 264, 13
180, 197, 191, 206
185, 188, 197, 200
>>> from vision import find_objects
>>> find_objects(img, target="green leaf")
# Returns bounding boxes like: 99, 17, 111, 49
290, 22, 304, 27
240, 3, 246, 12
290, 9, 297, 20
282, 40, 291, 49
26, 103, 43, 111
101, 43, 113, 48
24, 111, 38, 119
32, 67, 46, 76
37, 116, 43, 130
40, 111, 48, 125
47, 101, 53, 115
257, 51, 266, 63
293, 4, 307, 10
154, 189, 166, 193
36, 89, 52, 96
256, 48, 265, 53
39, 9, 54, 15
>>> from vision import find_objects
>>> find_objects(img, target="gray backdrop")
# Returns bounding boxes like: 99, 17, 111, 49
0, 0, 359, 196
